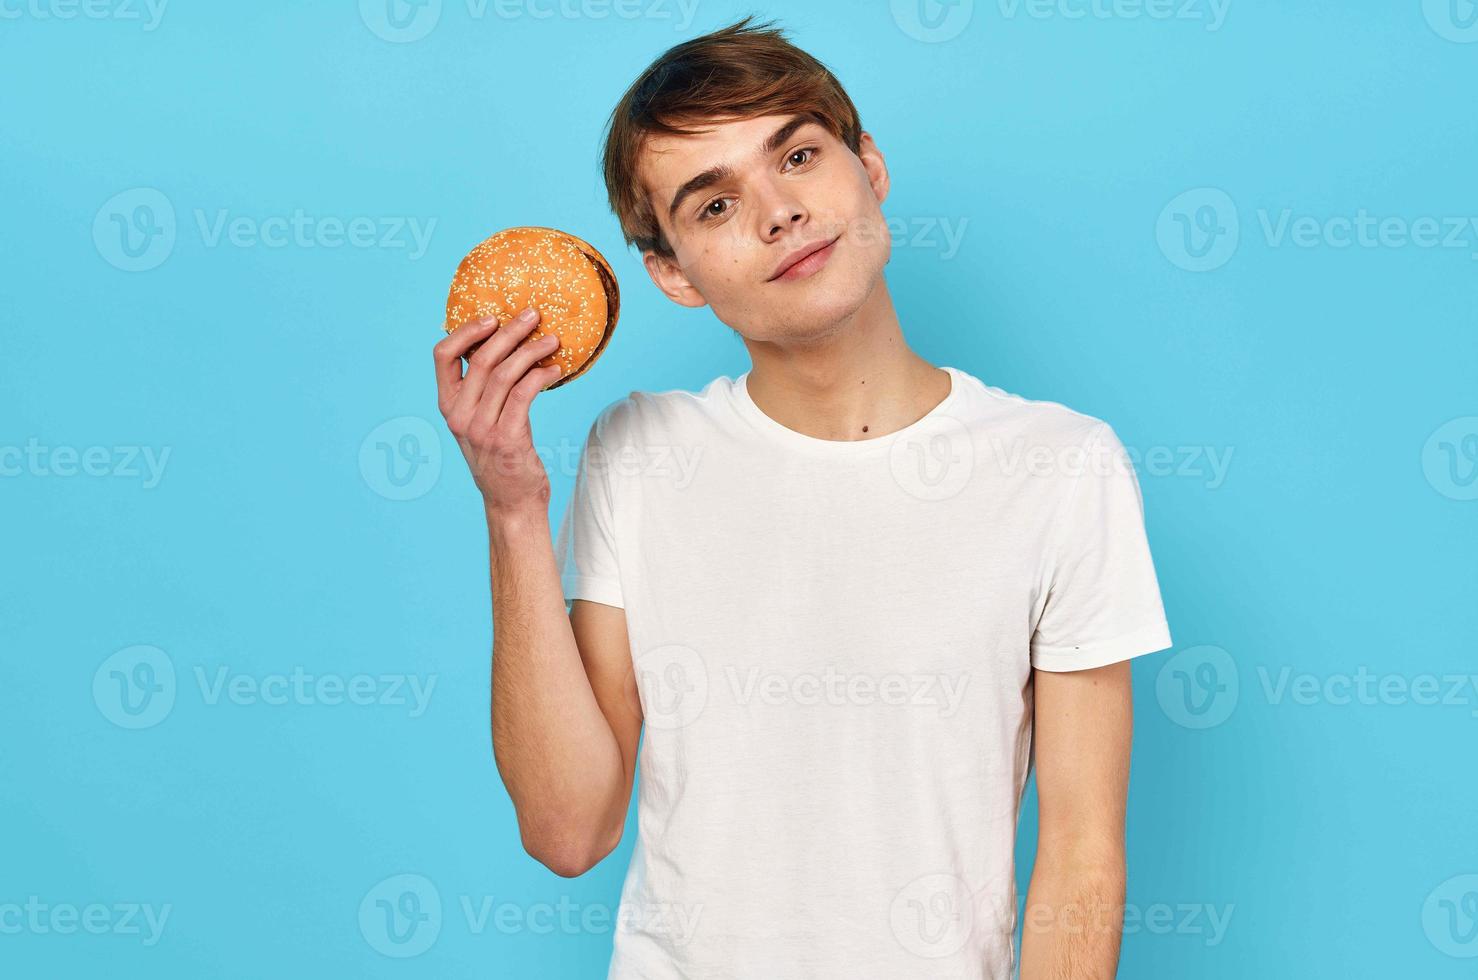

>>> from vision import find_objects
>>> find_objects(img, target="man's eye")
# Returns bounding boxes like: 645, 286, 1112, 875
697, 197, 732, 223
786, 146, 818, 168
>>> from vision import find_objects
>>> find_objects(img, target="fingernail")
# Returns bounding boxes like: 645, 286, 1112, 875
516, 308, 537, 323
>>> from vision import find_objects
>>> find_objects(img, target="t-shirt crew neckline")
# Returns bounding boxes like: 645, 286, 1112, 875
731, 365, 963, 456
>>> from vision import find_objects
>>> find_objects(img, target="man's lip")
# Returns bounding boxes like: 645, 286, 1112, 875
768, 236, 841, 281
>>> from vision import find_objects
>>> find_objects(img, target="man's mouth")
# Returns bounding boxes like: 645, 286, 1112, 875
767, 235, 841, 282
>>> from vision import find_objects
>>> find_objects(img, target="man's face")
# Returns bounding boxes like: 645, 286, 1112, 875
637, 112, 892, 344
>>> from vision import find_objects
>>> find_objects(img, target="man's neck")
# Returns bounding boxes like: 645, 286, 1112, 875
740, 276, 951, 442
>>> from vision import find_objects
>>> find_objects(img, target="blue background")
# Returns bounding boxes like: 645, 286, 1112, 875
3, 1, 1475, 976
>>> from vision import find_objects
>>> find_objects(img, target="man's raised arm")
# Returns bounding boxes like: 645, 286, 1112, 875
434, 307, 642, 877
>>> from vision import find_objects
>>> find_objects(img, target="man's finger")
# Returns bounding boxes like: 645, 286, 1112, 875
433, 315, 499, 408
452, 309, 547, 420
499, 363, 563, 435
467, 331, 561, 435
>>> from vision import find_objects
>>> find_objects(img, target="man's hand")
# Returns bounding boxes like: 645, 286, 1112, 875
434, 307, 563, 514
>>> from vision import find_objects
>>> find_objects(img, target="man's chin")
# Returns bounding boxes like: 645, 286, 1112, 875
787, 255, 877, 309
757, 285, 877, 343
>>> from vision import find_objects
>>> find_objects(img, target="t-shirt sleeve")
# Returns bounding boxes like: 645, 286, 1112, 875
553, 416, 625, 609
1029, 422, 1172, 671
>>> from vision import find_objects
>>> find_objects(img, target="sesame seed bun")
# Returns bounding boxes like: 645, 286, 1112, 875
444, 226, 619, 390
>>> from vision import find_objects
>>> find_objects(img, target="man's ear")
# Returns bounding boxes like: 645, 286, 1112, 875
858, 130, 890, 207
642, 249, 708, 309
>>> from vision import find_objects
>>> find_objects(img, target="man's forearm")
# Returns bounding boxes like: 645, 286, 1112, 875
487, 504, 625, 872
1018, 854, 1126, 980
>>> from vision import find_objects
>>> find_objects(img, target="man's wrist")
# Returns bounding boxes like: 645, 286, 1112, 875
484, 498, 550, 537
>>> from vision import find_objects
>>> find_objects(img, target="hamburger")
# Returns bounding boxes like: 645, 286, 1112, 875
444, 226, 619, 390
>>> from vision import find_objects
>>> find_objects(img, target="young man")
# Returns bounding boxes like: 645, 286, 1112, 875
434, 16, 1172, 980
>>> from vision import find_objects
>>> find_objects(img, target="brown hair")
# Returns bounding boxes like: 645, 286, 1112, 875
600, 15, 864, 259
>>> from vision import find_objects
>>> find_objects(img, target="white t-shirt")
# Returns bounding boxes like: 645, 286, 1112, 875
554, 365, 1172, 979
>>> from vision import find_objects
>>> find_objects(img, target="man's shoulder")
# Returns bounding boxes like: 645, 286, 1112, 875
952, 367, 1111, 450
587, 374, 733, 449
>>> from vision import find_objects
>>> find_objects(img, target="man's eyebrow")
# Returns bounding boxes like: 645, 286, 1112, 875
665, 114, 816, 226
